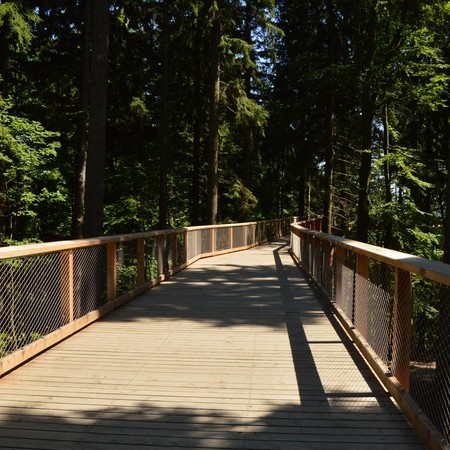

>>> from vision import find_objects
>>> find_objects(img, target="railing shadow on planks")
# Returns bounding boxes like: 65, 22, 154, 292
0, 218, 291, 377
291, 217, 450, 450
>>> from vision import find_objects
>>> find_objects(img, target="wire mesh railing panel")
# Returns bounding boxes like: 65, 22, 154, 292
73, 246, 106, 318
290, 221, 450, 447
116, 241, 137, 296
232, 226, 245, 248
246, 224, 255, 245
366, 261, 394, 365
164, 234, 173, 272
256, 222, 266, 243
339, 260, 355, 322
216, 227, 231, 251
185, 230, 198, 261
410, 279, 450, 443
0, 253, 69, 358
176, 232, 185, 267
143, 238, 158, 281
201, 229, 213, 254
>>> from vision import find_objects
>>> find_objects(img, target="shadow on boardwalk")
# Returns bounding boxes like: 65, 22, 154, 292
0, 242, 424, 449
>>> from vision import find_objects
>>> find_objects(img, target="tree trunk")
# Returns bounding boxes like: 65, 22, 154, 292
206, 2, 221, 225
356, 5, 377, 243
72, 0, 91, 239
322, 0, 336, 234
0, 22, 9, 240
0, 22, 9, 98
382, 104, 393, 248
191, 11, 202, 226
84, 0, 109, 238
240, 0, 253, 221
158, 0, 170, 230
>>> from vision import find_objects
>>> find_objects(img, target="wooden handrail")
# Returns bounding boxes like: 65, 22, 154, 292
292, 224, 450, 287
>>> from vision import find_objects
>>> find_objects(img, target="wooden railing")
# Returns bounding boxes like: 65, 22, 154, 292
290, 218, 450, 450
0, 218, 292, 377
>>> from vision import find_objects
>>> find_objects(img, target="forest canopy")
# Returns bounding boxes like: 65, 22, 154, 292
0, 0, 449, 261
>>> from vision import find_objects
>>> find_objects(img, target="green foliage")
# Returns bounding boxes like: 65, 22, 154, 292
0, 1, 40, 48
0, 98, 67, 243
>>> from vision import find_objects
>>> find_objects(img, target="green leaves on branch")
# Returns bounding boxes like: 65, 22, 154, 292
0, 99, 66, 243
0, 1, 40, 48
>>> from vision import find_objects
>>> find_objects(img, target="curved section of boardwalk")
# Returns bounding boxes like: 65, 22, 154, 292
0, 241, 424, 449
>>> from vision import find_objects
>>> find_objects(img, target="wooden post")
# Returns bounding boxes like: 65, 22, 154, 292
354, 253, 369, 338
211, 228, 216, 253
106, 242, 117, 302
391, 268, 413, 391
60, 250, 74, 323
68, 250, 74, 321
229, 226, 233, 250
137, 237, 145, 285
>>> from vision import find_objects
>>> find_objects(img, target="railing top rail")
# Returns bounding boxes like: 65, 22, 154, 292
291, 223, 450, 287
0, 218, 291, 261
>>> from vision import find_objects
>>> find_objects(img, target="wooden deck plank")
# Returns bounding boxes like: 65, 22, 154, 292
0, 241, 425, 449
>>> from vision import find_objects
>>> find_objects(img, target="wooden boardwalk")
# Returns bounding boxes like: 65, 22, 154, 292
0, 241, 424, 449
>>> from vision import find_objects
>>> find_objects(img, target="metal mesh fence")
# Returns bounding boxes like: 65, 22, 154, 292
0, 253, 66, 356
233, 225, 245, 248
290, 221, 450, 446
73, 246, 106, 318
216, 227, 231, 251
0, 219, 294, 372
116, 241, 137, 296
337, 251, 356, 322
201, 229, 213, 254
410, 280, 450, 443
144, 238, 158, 281
366, 260, 393, 365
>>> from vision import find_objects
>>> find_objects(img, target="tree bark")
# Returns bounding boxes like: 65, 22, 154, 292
206, 2, 221, 225
382, 104, 393, 248
72, 0, 91, 239
0, 22, 9, 98
356, 5, 377, 243
322, 0, 336, 234
158, 0, 170, 230
191, 8, 202, 226
240, 0, 253, 221
84, 0, 109, 238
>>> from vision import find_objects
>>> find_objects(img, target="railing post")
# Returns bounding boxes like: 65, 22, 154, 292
354, 253, 369, 337
60, 250, 74, 323
391, 268, 413, 391
107, 242, 117, 302
210, 228, 215, 253
137, 237, 145, 285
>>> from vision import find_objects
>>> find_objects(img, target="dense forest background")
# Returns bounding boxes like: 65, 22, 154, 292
0, 0, 449, 262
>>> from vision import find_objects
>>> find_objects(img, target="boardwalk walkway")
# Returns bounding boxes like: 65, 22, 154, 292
0, 240, 424, 449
